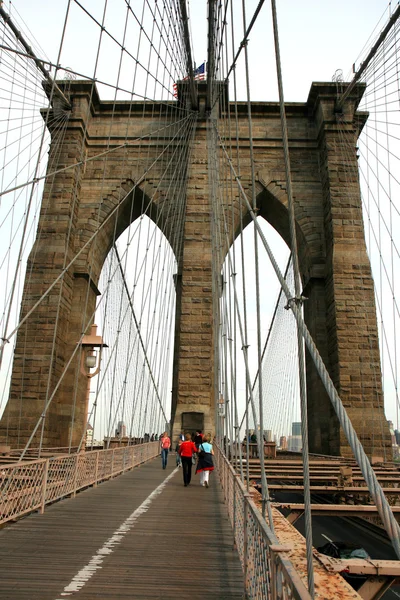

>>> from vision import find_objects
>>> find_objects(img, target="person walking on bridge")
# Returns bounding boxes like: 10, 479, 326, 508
194, 430, 203, 448
160, 431, 171, 469
196, 433, 214, 487
175, 437, 182, 468
178, 433, 198, 486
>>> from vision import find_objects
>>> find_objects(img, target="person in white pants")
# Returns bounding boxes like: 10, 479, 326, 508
195, 433, 214, 487
200, 469, 210, 487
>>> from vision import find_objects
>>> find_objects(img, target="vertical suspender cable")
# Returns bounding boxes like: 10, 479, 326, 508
177, 0, 197, 108
269, 1, 314, 594
206, 0, 216, 110
240, 0, 273, 527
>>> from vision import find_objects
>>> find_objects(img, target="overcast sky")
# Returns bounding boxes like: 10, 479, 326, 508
6, 0, 392, 102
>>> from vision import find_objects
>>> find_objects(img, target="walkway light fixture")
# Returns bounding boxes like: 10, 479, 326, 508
79, 324, 107, 378
79, 324, 108, 449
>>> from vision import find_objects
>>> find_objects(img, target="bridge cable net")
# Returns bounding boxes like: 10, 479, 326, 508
344, 6, 400, 452
95, 243, 171, 447
242, 258, 300, 452
331, 5, 400, 557
0, 0, 197, 454
0, 4, 68, 414
207, 0, 400, 565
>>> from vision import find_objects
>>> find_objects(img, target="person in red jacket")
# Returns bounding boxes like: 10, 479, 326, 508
178, 433, 198, 486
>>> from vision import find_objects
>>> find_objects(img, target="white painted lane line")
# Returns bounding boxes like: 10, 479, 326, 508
55, 468, 178, 598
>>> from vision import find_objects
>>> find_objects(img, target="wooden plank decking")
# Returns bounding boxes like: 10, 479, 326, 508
0, 455, 244, 600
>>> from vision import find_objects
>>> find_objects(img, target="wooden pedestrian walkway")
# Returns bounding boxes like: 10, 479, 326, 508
0, 455, 244, 600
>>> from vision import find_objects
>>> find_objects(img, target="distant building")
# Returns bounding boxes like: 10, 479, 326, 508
264, 430, 273, 442
279, 436, 288, 450
86, 422, 93, 446
288, 435, 302, 452
292, 422, 301, 436
115, 421, 126, 438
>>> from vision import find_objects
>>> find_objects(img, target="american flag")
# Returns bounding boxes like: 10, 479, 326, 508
193, 62, 206, 80
173, 62, 206, 97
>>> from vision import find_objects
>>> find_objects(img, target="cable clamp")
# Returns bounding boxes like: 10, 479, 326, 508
284, 295, 308, 310
1, 337, 9, 344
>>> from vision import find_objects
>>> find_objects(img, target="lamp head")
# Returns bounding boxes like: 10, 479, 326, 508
85, 353, 97, 369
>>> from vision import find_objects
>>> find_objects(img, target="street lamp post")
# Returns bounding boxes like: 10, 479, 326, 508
79, 324, 107, 451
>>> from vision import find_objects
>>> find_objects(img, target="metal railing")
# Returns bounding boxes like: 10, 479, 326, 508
215, 445, 312, 600
0, 441, 159, 525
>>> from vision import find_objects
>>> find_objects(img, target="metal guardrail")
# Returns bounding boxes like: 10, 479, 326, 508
0, 441, 160, 525
215, 445, 312, 600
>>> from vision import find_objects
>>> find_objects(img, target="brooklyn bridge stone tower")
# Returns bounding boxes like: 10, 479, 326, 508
0, 78, 390, 458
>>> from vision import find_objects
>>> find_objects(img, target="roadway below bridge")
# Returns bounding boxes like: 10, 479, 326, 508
275, 490, 400, 599
243, 454, 400, 598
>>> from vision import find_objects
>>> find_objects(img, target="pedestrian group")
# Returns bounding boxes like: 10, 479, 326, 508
159, 430, 214, 487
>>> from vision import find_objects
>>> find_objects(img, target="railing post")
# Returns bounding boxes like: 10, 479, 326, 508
136, 445, 141, 467
268, 545, 292, 600
72, 454, 79, 497
243, 491, 251, 600
94, 450, 99, 487
223, 456, 226, 496
110, 449, 115, 478
270, 549, 277, 600
233, 474, 240, 550
40, 459, 49, 514
121, 447, 125, 472
224, 456, 228, 501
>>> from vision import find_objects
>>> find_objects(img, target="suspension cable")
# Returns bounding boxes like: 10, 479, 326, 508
270, 0, 314, 593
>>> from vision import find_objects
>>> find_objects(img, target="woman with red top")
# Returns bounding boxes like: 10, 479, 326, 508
178, 433, 198, 486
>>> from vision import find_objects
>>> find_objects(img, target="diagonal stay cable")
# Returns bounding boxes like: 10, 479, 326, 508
270, 0, 314, 593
